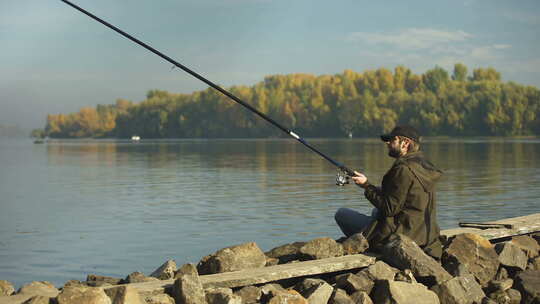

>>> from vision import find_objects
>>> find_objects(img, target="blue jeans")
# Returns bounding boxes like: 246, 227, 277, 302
334, 207, 378, 237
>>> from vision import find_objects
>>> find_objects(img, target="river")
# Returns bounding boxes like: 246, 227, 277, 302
1, 137, 539, 288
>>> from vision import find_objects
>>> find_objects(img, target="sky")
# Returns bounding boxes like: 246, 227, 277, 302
1, 0, 539, 130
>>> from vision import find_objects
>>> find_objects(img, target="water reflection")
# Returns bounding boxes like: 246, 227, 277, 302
1, 138, 539, 288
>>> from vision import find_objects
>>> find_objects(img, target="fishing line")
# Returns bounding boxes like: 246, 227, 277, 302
60, 0, 357, 184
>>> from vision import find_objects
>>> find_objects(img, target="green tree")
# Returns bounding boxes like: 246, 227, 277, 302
452, 63, 468, 81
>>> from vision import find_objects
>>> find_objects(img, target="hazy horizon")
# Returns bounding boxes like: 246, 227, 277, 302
2, 0, 539, 130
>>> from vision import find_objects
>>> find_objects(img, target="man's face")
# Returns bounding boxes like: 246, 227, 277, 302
386, 136, 406, 158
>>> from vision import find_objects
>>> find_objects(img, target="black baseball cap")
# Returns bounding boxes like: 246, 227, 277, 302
380, 125, 420, 143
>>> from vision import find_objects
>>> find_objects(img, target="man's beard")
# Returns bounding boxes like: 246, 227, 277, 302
388, 146, 401, 158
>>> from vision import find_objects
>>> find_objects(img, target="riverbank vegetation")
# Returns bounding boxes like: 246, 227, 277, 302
43, 64, 540, 138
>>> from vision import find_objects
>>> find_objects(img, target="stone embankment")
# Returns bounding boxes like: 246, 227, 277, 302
1, 213, 539, 304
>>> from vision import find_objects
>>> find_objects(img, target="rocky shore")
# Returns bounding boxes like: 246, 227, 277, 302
1, 231, 539, 304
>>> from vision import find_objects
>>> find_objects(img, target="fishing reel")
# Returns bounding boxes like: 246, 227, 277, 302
336, 169, 350, 186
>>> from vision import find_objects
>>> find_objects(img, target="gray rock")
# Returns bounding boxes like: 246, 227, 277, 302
487, 278, 513, 292
265, 242, 306, 264
104, 285, 144, 304
267, 290, 308, 304
481, 298, 497, 304
197, 242, 267, 275
342, 233, 369, 255
506, 289, 522, 304
17, 281, 59, 298
442, 233, 500, 286
22, 295, 51, 304
445, 263, 473, 277
234, 286, 261, 304
150, 260, 177, 280
494, 267, 509, 281
431, 275, 485, 304
0, 280, 15, 296
532, 233, 540, 246
56, 286, 112, 304
381, 234, 452, 286
358, 260, 398, 281
394, 269, 417, 283
265, 257, 280, 266
513, 269, 540, 304
205, 287, 241, 304
144, 294, 175, 304
172, 270, 206, 304
329, 289, 354, 304
260, 283, 287, 298
334, 273, 374, 294
350, 291, 373, 304
175, 264, 199, 279
529, 256, 540, 271
294, 278, 332, 304
511, 236, 540, 258
124, 272, 159, 284
63, 280, 86, 288
372, 280, 440, 304
495, 242, 528, 270
299, 237, 344, 260
86, 275, 123, 286
487, 290, 508, 303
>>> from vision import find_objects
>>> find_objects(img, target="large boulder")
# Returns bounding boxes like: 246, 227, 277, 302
205, 287, 242, 304
513, 269, 540, 304
510, 236, 540, 258
17, 281, 59, 298
150, 260, 177, 280
381, 234, 452, 286
267, 290, 308, 304
299, 237, 344, 260
329, 288, 354, 304
56, 286, 112, 304
197, 242, 266, 275
265, 242, 306, 264
334, 273, 374, 294
22, 295, 51, 304
123, 272, 159, 284
144, 294, 175, 304
171, 264, 206, 304
86, 275, 122, 287
0, 280, 15, 296
294, 278, 333, 304
234, 286, 262, 304
358, 260, 398, 281
442, 233, 499, 286
104, 285, 144, 304
529, 256, 540, 271
487, 289, 521, 304
487, 278, 514, 293
430, 275, 485, 304
495, 242, 528, 270
350, 291, 373, 304
371, 280, 440, 304
341, 233, 370, 255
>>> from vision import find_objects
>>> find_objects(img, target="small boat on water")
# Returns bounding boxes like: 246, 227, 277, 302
131, 135, 141, 142
33, 139, 45, 144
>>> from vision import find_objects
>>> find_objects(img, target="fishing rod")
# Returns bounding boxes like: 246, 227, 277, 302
60, 0, 356, 185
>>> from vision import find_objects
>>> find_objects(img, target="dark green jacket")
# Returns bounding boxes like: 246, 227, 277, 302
362, 151, 443, 259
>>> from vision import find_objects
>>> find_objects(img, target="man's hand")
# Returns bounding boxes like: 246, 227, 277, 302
351, 171, 369, 187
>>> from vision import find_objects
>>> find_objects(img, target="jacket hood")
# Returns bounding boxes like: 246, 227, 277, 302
396, 151, 443, 192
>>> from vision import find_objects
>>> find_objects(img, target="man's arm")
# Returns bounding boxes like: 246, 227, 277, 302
363, 165, 413, 217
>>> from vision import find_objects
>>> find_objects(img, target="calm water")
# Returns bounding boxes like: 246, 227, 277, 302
1, 137, 540, 288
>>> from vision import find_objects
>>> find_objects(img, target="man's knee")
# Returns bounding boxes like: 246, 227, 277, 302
334, 207, 348, 223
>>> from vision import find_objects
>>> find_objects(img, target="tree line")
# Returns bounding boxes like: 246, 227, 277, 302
43, 64, 540, 138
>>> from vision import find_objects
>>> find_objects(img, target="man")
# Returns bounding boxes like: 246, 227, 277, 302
335, 125, 443, 259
